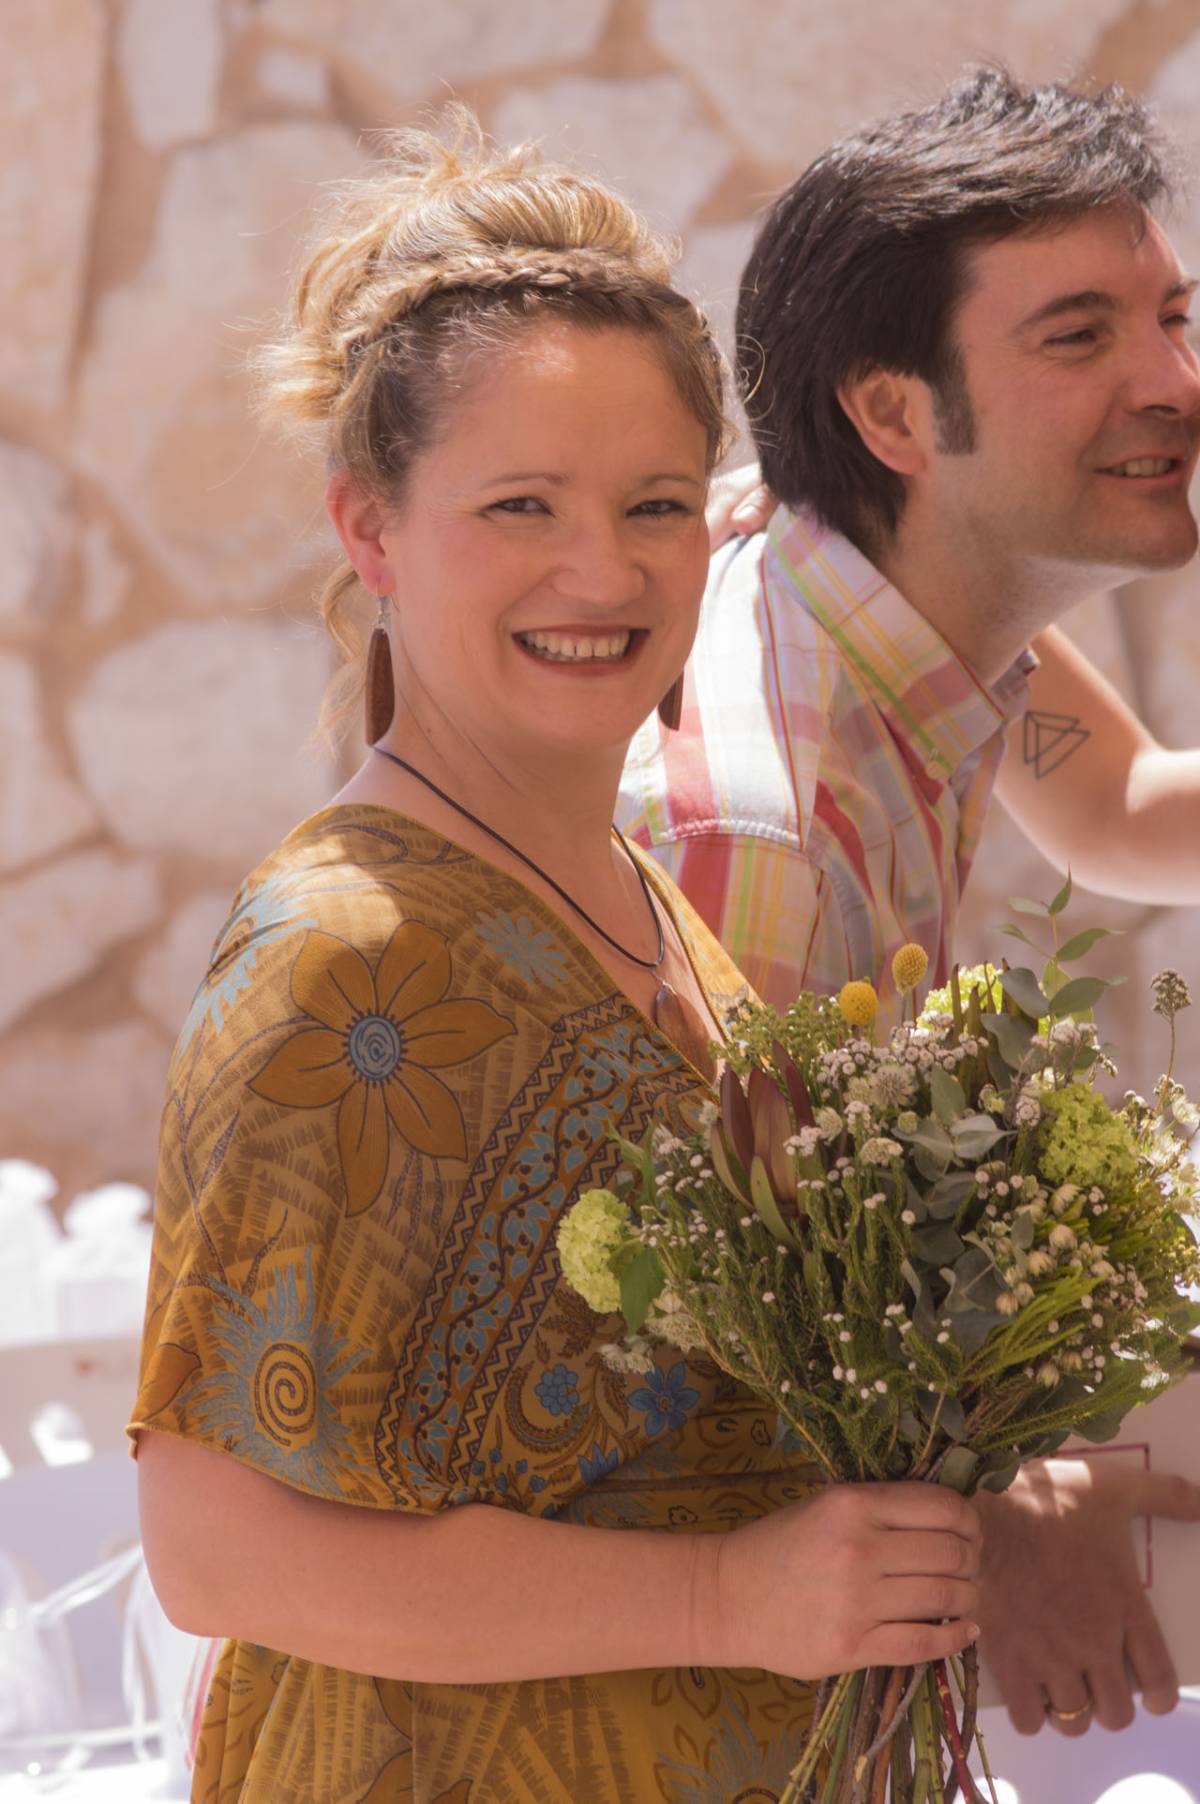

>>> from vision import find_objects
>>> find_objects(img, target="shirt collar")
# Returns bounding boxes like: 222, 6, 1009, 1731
764, 504, 1035, 781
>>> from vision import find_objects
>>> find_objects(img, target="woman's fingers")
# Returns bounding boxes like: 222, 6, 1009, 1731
872, 1575, 980, 1625
862, 1617, 981, 1670
875, 1528, 982, 1581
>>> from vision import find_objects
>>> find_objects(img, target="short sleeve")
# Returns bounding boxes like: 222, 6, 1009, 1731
128, 881, 519, 1514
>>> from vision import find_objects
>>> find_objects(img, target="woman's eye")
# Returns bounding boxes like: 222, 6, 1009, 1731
488, 496, 547, 515
631, 498, 690, 518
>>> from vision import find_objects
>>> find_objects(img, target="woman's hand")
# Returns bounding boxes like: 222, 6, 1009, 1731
708, 1481, 982, 1680
705, 463, 775, 548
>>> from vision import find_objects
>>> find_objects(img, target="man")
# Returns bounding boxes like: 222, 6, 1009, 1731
619, 68, 1200, 1743
622, 69, 1200, 1019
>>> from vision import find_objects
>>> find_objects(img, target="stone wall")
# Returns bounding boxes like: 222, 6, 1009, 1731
3, 0, 1200, 1201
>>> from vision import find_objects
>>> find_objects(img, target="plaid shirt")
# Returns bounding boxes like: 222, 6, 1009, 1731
618, 505, 1034, 1023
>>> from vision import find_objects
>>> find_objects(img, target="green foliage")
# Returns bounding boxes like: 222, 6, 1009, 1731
555, 888, 1200, 1505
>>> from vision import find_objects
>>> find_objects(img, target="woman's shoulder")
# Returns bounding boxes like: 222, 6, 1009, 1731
174, 803, 508, 1060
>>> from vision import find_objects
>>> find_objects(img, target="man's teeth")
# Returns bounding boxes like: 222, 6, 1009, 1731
1110, 457, 1174, 477
519, 630, 632, 662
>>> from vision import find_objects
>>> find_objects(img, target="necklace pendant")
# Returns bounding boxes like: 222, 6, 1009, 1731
652, 981, 716, 1082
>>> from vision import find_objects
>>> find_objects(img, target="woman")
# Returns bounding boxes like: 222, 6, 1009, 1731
131, 120, 981, 1804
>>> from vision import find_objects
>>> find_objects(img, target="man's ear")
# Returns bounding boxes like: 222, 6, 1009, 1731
325, 471, 395, 594
838, 368, 929, 478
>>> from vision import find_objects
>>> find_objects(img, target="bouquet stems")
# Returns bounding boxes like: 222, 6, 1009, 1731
778, 1649, 989, 1804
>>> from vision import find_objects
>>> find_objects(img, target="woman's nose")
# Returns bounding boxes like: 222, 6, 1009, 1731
552, 524, 646, 606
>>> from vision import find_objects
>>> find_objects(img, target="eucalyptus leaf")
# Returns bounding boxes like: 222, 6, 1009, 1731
1047, 974, 1110, 1019
994, 923, 1038, 947
938, 1446, 982, 1493
1071, 1406, 1128, 1445
983, 1010, 1035, 1069
912, 1221, 965, 1264
976, 1457, 1021, 1494
1048, 872, 1073, 916
1008, 896, 1052, 917
1011, 1208, 1036, 1251
619, 1246, 664, 1334
938, 1394, 968, 1441
906, 1118, 956, 1160
947, 1307, 1008, 1356
1056, 926, 1120, 964
951, 1114, 1006, 1160
1000, 966, 1050, 1019
930, 1065, 967, 1124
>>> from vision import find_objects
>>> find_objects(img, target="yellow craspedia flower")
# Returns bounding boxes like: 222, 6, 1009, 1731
837, 979, 878, 1028
891, 943, 929, 995
556, 1188, 633, 1315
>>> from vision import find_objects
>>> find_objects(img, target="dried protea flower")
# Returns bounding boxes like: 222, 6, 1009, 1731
1151, 970, 1192, 1019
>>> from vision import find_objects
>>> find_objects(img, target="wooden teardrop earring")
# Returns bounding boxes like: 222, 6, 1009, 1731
657, 671, 684, 731
365, 594, 395, 744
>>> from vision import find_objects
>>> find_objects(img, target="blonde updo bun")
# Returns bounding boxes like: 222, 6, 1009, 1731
256, 107, 729, 743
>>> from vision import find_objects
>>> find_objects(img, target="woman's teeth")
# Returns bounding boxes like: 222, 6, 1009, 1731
519, 630, 632, 662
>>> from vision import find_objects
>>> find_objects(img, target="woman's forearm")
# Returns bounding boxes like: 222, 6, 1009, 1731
137, 1428, 718, 1683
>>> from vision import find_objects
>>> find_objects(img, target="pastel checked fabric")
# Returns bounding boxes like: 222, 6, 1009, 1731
618, 505, 1035, 1025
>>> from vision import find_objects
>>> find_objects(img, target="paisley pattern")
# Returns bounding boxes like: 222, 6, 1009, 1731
128, 805, 818, 1802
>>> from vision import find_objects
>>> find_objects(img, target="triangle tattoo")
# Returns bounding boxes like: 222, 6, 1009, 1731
1023, 709, 1091, 779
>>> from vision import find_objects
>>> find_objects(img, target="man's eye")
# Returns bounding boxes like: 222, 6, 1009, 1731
1047, 328, 1097, 349
1164, 312, 1193, 332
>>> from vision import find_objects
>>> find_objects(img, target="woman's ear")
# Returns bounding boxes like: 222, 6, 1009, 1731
325, 472, 394, 594
838, 368, 929, 478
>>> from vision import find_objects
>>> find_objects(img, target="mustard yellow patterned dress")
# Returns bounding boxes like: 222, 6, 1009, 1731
128, 804, 818, 1804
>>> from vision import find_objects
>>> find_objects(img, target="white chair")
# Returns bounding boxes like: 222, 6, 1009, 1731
0, 1338, 203, 1798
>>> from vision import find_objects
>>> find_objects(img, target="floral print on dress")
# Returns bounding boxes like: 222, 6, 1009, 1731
476, 909, 570, 988
190, 1249, 363, 1493
249, 921, 515, 1214
178, 872, 320, 1053
628, 1359, 702, 1436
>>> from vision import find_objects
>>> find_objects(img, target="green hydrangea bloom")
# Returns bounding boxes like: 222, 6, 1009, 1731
556, 1188, 634, 1315
1038, 1083, 1138, 1192
919, 964, 1004, 1024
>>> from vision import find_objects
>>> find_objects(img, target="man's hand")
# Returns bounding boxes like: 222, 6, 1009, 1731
974, 1457, 1200, 1736
705, 463, 773, 549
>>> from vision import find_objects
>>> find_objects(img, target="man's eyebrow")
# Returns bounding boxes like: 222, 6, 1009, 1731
1014, 276, 1199, 334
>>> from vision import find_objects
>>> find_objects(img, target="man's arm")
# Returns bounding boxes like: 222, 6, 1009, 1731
994, 622, 1200, 903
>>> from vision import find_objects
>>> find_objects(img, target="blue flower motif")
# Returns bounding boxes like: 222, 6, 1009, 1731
178, 873, 318, 1052
578, 1441, 620, 1486
476, 910, 569, 988
191, 1249, 363, 1491
534, 1362, 580, 1417
628, 1360, 700, 1437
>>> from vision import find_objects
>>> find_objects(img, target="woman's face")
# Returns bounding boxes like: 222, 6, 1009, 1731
378, 320, 711, 768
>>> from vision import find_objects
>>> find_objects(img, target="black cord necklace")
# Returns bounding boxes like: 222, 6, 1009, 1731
371, 743, 665, 971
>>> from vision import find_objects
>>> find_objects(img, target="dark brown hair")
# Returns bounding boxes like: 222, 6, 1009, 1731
736, 68, 1173, 553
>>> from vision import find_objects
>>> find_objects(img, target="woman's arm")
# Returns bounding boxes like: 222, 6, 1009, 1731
137, 1428, 981, 1684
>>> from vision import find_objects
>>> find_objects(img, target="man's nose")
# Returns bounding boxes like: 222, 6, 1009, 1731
1131, 330, 1200, 420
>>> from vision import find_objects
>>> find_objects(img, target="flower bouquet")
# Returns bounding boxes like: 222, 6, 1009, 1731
557, 879, 1200, 1803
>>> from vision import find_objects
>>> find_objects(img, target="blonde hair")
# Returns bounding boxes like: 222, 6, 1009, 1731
256, 110, 730, 742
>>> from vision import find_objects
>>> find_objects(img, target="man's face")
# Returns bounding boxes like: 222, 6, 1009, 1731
924, 207, 1200, 583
